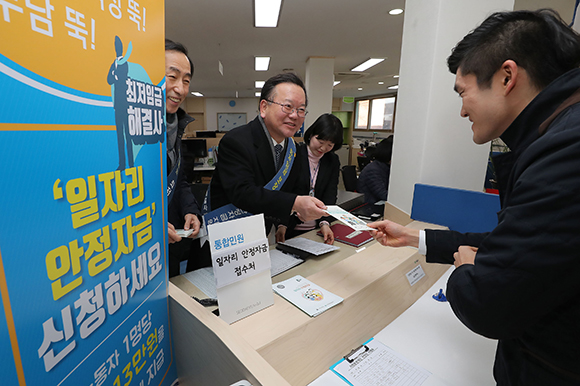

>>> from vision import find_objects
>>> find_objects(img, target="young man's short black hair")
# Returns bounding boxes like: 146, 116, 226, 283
165, 39, 194, 76
448, 9, 580, 90
260, 73, 308, 106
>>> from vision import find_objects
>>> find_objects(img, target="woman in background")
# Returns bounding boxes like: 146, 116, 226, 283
357, 136, 393, 205
276, 113, 343, 244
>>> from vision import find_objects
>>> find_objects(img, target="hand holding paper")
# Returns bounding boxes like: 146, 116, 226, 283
292, 196, 327, 222
324, 205, 374, 231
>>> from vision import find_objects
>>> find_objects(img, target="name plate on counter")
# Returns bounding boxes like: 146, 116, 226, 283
207, 214, 274, 323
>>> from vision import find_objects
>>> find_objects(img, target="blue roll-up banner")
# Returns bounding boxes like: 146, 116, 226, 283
0, 2, 178, 386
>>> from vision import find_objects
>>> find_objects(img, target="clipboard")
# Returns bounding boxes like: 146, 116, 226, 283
330, 338, 432, 386
330, 338, 374, 386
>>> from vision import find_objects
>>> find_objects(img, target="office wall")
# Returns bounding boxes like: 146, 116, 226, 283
205, 98, 260, 131
388, 0, 514, 214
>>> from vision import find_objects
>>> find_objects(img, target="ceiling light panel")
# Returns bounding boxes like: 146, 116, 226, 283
255, 57, 271, 71
255, 0, 282, 27
351, 58, 385, 72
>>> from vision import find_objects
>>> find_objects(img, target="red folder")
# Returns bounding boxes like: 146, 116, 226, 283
317, 223, 373, 248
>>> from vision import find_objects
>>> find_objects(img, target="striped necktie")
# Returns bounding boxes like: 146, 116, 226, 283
274, 143, 283, 169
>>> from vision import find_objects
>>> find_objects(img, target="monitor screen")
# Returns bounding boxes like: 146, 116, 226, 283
183, 138, 208, 158
196, 131, 217, 138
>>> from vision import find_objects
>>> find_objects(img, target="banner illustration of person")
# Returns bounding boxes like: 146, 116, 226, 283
108, 35, 164, 170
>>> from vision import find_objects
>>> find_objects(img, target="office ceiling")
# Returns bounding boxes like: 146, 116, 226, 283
165, 0, 576, 100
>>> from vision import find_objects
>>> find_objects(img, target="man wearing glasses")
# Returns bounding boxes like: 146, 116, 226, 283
208, 73, 327, 233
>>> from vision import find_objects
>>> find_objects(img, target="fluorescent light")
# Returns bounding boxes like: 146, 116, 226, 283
255, 92, 261, 97
255, 80, 265, 88
388, 85, 399, 90
333, 81, 341, 86
255, 56, 270, 71
389, 8, 403, 15
351, 58, 385, 72
393, 75, 399, 78
255, 0, 282, 27
191, 92, 204, 97
358, 87, 363, 91
378, 81, 384, 85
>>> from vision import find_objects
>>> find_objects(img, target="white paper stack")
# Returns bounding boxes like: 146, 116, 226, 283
273, 275, 343, 317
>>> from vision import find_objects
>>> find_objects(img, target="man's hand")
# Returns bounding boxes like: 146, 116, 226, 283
292, 196, 327, 222
320, 223, 334, 245
275, 225, 287, 243
367, 220, 420, 248
168, 222, 181, 244
183, 213, 201, 238
453, 246, 477, 268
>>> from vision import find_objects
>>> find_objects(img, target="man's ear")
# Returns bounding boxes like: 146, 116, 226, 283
259, 99, 268, 118
500, 60, 519, 95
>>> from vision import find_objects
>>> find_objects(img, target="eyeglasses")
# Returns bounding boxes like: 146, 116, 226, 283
267, 100, 308, 118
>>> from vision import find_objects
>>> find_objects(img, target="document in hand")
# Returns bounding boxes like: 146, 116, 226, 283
317, 223, 373, 248
324, 205, 374, 231
273, 275, 343, 317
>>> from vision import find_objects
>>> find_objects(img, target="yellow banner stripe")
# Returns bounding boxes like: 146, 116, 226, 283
0, 249, 26, 385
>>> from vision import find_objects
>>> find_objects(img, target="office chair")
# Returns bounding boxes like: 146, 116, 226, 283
341, 165, 358, 192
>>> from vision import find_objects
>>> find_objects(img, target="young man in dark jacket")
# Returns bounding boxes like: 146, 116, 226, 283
370, 9, 580, 385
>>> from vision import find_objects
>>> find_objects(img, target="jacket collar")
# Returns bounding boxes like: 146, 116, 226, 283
500, 68, 580, 155
492, 68, 580, 204
176, 107, 194, 135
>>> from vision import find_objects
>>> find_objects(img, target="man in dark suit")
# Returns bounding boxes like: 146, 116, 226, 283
164, 39, 202, 276
209, 73, 327, 232
369, 10, 580, 385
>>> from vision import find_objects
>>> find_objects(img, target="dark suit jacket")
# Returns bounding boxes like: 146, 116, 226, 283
168, 108, 201, 228
209, 116, 299, 228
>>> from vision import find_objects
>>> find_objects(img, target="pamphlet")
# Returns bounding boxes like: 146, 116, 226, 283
273, 275, 343, 317
324, 205, 374, 231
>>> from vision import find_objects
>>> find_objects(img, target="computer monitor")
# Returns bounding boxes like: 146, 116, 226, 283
196, 131, 217, 138
183, 138, 208, 158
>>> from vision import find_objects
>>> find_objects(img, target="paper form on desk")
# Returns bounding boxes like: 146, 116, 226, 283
183, 267, 218, 299
331, 338, 431, 386
269, 249, 304, 276
278, 237, 340, 256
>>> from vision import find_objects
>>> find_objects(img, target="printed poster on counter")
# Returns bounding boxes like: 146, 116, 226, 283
0, 1, 177, 386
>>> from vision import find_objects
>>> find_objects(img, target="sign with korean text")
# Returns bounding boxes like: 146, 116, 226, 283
0, 2, 177, 386
207, 215, 274, 324
212, 237, 271, 288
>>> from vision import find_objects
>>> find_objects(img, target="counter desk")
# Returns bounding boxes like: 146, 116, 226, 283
168, 207, 463, 386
